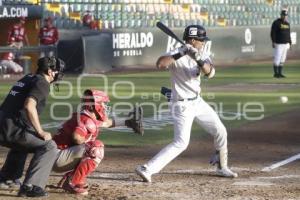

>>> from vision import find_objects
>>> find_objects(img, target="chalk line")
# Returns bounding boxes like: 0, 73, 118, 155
261, 153, 300, 172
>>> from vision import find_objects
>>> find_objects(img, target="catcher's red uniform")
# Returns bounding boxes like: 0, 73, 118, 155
54, 111, 104, 149
7, 24, 26, 44
39, 26, 59, 45
53, 111, 104, 191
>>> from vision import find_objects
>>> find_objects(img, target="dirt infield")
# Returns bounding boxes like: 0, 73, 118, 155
0, 109, 300, 200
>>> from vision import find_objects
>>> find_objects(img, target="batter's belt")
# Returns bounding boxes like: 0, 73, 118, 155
178, 95, 198, 101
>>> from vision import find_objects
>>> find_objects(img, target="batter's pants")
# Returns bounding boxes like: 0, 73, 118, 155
0, 116, 58, 189
145, 97, 227, 174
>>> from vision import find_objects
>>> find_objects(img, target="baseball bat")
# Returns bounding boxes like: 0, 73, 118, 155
156, 21, 185, 45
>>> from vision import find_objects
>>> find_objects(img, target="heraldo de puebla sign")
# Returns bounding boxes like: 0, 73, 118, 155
0, 5, 42, 19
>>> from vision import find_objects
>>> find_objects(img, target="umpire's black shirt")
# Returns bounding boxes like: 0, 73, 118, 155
0, 74, 50, 134
271, 18, 291, 44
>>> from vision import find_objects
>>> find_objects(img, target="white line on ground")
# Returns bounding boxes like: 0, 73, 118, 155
257, 175, 300, 180
232, 181, 274, 186
261, 153, 300, 172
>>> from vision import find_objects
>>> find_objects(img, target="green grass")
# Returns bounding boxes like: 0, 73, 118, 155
1, 61, 300, 146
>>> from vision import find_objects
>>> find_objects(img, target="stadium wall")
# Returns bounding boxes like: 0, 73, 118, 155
58, 26, 300, 73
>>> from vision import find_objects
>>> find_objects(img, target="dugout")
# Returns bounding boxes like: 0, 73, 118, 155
0, 4, 43, 72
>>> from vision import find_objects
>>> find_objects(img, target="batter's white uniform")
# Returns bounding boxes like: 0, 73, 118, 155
144, 49, 227, 175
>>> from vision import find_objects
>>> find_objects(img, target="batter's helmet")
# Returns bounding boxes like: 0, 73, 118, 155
183, 25, 209, 42
82, 89, 110, 121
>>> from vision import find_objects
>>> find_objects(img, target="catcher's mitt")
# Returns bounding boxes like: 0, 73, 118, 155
125, 105, 144, 135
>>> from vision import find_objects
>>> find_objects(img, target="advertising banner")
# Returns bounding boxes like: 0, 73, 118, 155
58, 26, 299, 73
0, 5, 42, 19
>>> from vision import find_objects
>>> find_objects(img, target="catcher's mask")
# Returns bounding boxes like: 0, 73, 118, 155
183, 25, 209, 42
82, 89, 110, 121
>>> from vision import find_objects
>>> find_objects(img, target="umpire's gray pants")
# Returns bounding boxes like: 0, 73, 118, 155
0, 117, 58, 189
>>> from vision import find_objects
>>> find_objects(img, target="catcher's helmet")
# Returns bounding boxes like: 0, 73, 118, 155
37, 56, 65, 82
82, 89, 110, 121
183, 25, 209, 41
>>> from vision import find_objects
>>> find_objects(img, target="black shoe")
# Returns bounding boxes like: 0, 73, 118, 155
18, 185, 48, 197
278, 74, 286, 78
273, 74, 280, 78
18, 184, 33, 197
26, 186, 48, 197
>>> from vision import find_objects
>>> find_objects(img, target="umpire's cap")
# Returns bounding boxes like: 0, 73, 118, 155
183, 25, 209, 42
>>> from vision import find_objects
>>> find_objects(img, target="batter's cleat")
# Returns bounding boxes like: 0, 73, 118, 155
62, 181, 88, 195
135, 165, 152, 183
216, 167, 238, 178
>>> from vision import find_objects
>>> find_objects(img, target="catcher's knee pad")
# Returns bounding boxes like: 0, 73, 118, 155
84, 140, 104, 164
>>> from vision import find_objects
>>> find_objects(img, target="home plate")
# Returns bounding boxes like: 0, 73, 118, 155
232, 181, 274, 186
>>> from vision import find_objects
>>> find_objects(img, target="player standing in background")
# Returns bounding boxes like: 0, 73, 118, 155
7, 17, 29, 50
135, 25, 238, 182
52, 89, 143, 195
39, 17, 59, 58
0, 57, 64, 197
271, 9, 291, 78
82, 10, 99, 30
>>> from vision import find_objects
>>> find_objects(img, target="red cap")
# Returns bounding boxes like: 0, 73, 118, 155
3, 52, 15, 60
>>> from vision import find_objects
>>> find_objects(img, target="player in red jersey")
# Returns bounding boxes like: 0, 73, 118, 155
39, 17, 59, 57
7, 17, 29, 49
52, 89, 143, 195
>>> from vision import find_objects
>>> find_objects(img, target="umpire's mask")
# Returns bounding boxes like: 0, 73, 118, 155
37, 56, 65, 91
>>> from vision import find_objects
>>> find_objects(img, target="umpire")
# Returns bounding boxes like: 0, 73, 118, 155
0, 56, 64, 197
270, 9, 291, 78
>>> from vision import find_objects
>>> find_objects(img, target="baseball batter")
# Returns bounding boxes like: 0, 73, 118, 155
52, 89, 143, 195
271, 9, 291, 78
135, 25, 237, 182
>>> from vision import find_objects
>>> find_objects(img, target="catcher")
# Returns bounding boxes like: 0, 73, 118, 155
52, 89, 143, 195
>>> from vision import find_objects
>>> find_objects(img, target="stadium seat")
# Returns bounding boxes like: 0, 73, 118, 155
39, 0, 299, 30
